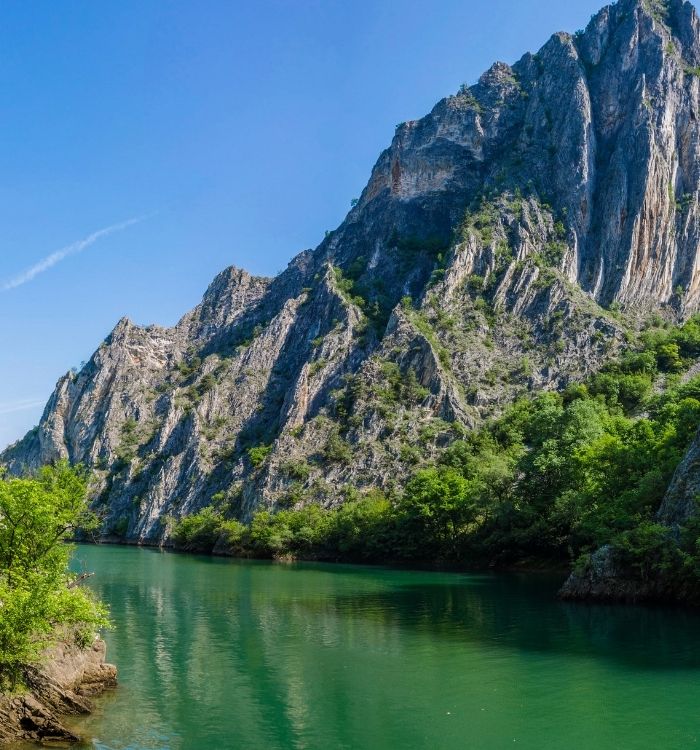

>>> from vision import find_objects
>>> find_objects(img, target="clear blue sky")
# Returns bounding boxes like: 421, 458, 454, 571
0, 0, 610, 449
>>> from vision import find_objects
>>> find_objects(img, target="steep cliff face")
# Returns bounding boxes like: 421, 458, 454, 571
5, 0, 700, 548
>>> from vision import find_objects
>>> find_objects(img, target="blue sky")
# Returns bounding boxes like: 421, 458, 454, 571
0, 0, 610, 449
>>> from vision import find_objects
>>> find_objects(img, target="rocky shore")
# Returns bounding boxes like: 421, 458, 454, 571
558, 545, 656, 603
0, 637, 116, 745
560, 427, 700, 604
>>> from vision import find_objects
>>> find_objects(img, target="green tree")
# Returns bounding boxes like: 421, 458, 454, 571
400, 467, 479, 557
657, 342, 684, 372
247, 444, 272, 468
0, 462, 109, 688
172, 507, 226, 552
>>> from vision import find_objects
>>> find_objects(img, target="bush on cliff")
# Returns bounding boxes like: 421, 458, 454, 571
168, 316, 700, 593
171, 507, 246, 553
0, 462, 109, 689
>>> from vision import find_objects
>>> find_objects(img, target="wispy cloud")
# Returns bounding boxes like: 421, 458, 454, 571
2, 215, 149, 291
0, 398, 46, 416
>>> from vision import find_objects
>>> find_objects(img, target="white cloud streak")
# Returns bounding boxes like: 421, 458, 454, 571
2, 215, 148, 291
0, 398, 47, 416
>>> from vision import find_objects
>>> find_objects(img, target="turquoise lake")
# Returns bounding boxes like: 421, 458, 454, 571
63, 544, 700, 749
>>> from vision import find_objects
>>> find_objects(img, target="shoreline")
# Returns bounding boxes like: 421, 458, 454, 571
82, 535, 572, 576
79, 538, 700, 609
0, 637, 116, 746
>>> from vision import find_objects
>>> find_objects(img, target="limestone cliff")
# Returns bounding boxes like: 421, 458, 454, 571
4, 0, 700, 560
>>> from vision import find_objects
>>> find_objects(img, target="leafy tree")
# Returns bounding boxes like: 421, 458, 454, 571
657, 342, 684, 372
324, 491, 398, 561
0, 462, 108, 688
172, 507, 225, 552
399, 468, 479, 557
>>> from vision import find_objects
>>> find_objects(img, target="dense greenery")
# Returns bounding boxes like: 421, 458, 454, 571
0, 463, 108, 689
172, 316, 700, 596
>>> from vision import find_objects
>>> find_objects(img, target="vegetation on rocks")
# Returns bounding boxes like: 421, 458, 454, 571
6, 0, 700, 607
0, 463, 108, 689
169, 315, 700, 600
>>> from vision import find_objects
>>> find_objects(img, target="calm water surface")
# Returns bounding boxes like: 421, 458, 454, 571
64, 544, 700, 749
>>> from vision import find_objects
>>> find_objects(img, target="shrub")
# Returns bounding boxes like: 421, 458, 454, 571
0, 463, 109, 688
247, 445, 272, 468
281, 460, 312, 481
197, 373, 217, 396
323, 432, 353, 463
177, 356, 202, 379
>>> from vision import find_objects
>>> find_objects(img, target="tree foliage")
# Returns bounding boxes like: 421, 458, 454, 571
0, 462, 108, 688
171, 315, 700, 597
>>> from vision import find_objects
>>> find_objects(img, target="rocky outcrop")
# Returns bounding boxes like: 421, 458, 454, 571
656, 425, 700, 525
0, 638, 117, 745
558, 545, 662, 602
561, 422, 700, 602
4, 0, 700, 560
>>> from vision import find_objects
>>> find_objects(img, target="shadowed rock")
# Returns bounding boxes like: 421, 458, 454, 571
4, 0, 700, 564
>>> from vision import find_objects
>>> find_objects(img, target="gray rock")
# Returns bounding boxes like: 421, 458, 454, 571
559, 545, 663, 602
5, 0, 700, 559
0, 637, 116, 745
657, 426, 700, 526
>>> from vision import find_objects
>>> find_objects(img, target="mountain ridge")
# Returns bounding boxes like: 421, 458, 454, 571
5, 0, 700, 602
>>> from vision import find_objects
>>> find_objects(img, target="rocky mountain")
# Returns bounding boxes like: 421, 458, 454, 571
5, 0, 700, 561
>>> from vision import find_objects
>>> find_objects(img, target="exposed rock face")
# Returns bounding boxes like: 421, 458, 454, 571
656, 425, 700, 525
561, 423, 700, 601
559, 544, 667, 602
4, 0, 700, 558
0, 638, 117, 745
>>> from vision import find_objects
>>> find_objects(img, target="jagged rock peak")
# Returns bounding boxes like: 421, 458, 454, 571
202, 266, 263, 300
5, 0, 700, 547
478, 61, 517, 86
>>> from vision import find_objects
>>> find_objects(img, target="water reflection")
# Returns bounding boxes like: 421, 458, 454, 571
70, 546, 700, 750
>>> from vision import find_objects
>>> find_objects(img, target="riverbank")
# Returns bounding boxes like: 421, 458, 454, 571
0, 636, 116, 745
94, 534, 573, 573
95, 535, 700, 607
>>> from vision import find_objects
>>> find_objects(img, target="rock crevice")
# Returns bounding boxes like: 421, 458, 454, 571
4, 1, 700, 584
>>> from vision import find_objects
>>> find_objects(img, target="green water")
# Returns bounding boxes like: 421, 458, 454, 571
66, 544, 700, 750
